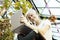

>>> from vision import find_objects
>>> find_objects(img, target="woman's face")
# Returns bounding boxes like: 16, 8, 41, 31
27, 13, 39, 22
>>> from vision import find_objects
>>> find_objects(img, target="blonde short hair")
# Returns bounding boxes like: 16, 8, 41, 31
25, 8, 37, 17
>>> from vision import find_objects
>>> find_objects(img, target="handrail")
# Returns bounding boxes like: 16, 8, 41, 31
51, 22, 60, 25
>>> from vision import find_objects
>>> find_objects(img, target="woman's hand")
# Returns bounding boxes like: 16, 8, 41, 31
20, 16, 28, 24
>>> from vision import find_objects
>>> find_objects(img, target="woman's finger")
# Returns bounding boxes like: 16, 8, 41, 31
20, 20, 25, 23
20, 16, 25, 18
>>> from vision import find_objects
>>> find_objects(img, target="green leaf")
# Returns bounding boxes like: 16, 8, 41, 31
14, 2, 20, 10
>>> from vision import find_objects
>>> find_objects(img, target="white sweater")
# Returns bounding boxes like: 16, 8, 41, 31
38, 19, 52, 40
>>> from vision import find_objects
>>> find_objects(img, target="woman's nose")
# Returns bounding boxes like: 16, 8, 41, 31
30, 17, 34, 20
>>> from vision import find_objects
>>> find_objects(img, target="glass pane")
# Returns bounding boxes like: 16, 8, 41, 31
33, 0, 60, 18
33, 0, 45, 7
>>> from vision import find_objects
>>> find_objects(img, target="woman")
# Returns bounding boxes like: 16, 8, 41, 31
19, 8, 52, 40
17, 9, 39, 40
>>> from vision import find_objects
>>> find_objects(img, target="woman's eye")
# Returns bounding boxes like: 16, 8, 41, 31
30, 15, 33, 16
